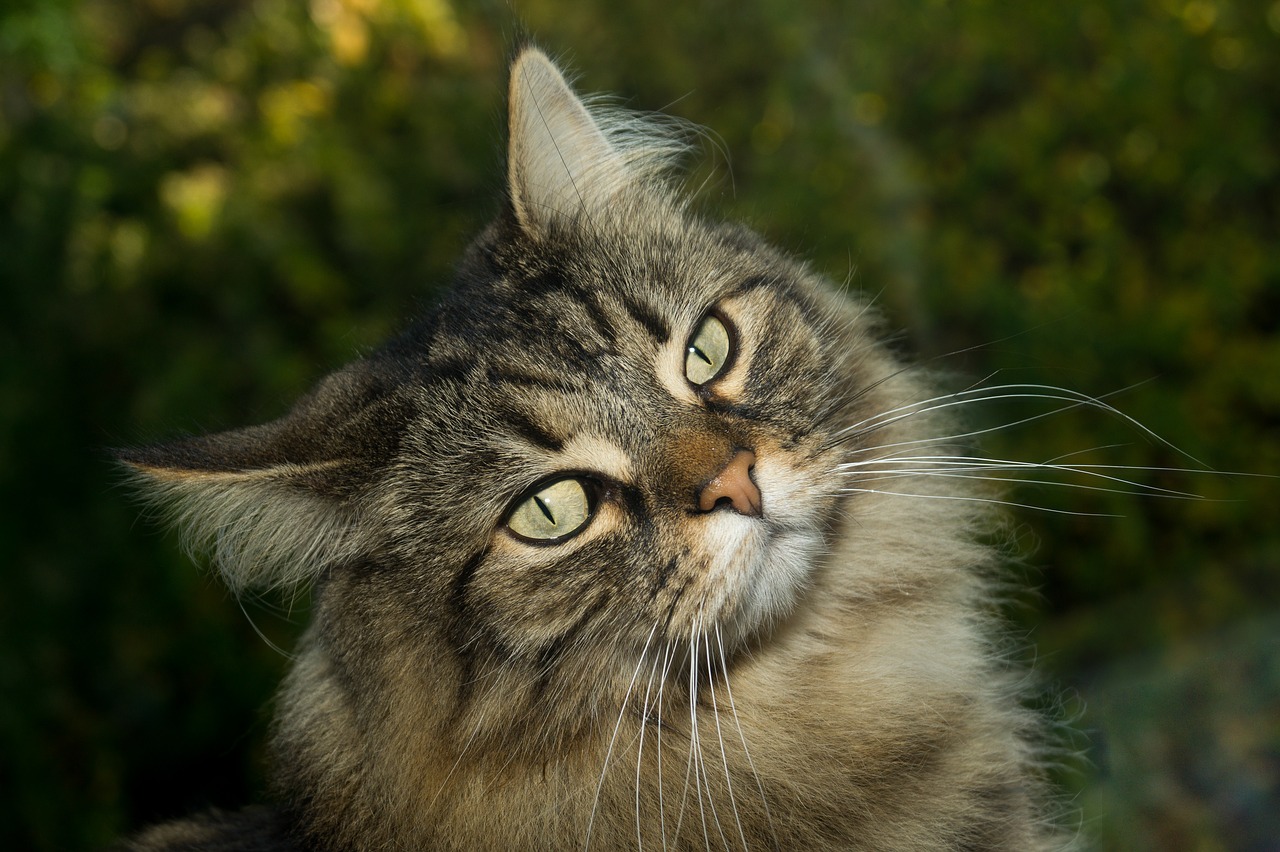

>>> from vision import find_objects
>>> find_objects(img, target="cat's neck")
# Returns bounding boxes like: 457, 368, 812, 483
271, 549, 1048, 851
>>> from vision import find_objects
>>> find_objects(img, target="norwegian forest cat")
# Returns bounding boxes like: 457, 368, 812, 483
118, 48, 1071, 850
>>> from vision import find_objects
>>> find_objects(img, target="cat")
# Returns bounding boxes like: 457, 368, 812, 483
117, 47, 1071, 850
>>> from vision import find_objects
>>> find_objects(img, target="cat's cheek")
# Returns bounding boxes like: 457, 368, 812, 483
750, 439, 837, 521
465, 502, 631, 645
729, 526, 825, 639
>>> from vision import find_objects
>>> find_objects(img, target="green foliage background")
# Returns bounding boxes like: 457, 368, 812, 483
2, 0, 1277, 848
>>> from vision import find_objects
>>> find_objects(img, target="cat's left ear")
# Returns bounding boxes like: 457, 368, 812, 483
506, 48, 629, 236
117, 363, 405, 591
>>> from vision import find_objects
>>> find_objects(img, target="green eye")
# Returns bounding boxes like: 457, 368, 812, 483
507, 478, 594, 542
685, 313, 732, 385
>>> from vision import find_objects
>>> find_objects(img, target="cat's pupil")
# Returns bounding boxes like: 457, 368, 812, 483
533, 495, 555, 523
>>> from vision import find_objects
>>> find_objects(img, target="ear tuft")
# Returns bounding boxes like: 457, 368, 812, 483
118, 360, 406, 591
119, 451, 371, 593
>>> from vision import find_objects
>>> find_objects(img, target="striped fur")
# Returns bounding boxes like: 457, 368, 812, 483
118, 49, 1070, 850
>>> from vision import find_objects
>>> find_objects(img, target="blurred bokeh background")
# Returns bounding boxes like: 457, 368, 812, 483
2, 0, 1277, 848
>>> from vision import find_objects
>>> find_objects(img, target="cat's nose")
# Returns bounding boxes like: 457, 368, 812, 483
698, 449, 762, 517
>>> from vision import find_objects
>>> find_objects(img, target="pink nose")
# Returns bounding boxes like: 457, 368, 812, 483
698, 450, 762, 517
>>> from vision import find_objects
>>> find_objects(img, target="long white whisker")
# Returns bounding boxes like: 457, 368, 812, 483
847, 469, 1205, 500
585, 621, 660, 852
636, 631, 665, 851
839, 487, 1125, 516
687, 614, 711, 851
842, 393, 1085, 450
691, 611, 730, 851
672, 620, 696, 845
706, 626, 748, 851
837, 383, 1135, 437
834, 382, 1205, 467
716, 622, 776, 849
836, 456, 1207, 499
838, 389, 1173, 463
657, 640, 676, 852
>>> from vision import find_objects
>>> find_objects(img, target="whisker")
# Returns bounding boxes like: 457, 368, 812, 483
691, 612, 730, 852
848, 470, 1204, 501
716, 622, 777, 850
585, 622, 660, 852
838, 487, 1125, 517
656, 640, 676, 852
706, 626, 748, 851
671, 618, 697, 846
636, 631, 666, 851
835, 455, 1207, 500
831, 382, 1204, 468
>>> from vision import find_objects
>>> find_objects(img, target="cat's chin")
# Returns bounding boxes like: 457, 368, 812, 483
688, 509, 824, 651
720, 449, 833, 645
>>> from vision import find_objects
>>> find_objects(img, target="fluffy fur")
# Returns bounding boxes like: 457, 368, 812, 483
118, 48, 1069, 850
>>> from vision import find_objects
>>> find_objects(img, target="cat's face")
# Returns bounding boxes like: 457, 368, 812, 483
120, 49, 888, 713
389, 205, 863, 663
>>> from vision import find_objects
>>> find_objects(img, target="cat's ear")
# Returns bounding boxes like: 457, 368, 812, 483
118, 363, 406, 592
506, 48, 625, 236
507, 48, 693, 236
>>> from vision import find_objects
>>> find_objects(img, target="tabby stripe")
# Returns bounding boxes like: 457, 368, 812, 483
566, 284, 620, 353
724, 274, 775, 298
618, 291, 670, 343
486, 365, 582, 394
730, 274, 824, 327
505, 412, 564, 452
530, 591, 610, 701
428, 355, 474, 384
446, 548, 488, 713
448, 549, 487, 623
655, 555, 678, 591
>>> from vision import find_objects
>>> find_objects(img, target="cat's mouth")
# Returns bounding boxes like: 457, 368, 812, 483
663, 450, 829, 648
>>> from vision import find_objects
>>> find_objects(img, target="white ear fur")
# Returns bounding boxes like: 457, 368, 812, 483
128, 463, 369, 593
507, 48, 688, 235
508, 49, 621, 233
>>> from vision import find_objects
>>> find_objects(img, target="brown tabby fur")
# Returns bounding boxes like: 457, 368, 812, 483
118, 48, 1070, 850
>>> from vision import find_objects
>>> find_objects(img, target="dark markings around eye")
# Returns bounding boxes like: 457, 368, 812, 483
505, 411, 565, 453
618, 292, 671, 343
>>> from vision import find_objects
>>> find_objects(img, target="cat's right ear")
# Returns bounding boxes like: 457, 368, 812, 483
117, 364, 405, 592
505, 47, 687, 238
506, 48, 623, 236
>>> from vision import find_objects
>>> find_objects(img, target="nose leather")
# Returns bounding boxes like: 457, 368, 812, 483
698, 449, 762, 517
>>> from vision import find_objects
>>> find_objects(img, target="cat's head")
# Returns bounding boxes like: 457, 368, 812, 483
120, 49, 894, 720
